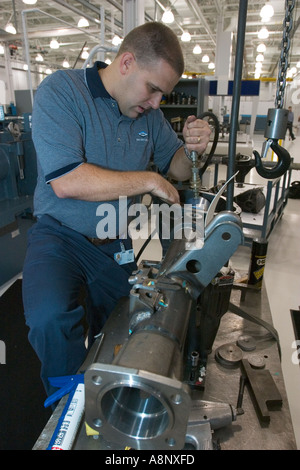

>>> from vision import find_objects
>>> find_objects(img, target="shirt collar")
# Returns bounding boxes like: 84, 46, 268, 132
85, 61, 111, 99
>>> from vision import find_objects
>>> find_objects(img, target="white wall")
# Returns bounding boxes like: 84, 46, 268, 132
285, 75, 300, 132
208, 80, 277, 119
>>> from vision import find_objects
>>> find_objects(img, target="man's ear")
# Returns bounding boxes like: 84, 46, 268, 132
119, 52, 136, 76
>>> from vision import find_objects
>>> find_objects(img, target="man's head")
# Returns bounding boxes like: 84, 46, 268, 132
116, 22, 184, 77
104, 22, 184, 118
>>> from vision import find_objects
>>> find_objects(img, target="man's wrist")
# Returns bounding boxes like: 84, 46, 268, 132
183, 144, 191, 160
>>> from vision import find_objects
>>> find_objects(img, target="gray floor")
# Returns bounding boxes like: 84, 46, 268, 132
234, 134, 300, 449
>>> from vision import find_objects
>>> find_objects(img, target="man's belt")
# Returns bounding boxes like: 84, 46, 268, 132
86, 236, 119, 246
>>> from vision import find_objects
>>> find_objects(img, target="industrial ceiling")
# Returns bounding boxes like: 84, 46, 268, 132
0, 0, 299, 80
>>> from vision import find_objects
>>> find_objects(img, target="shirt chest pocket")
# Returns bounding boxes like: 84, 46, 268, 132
112, 129, 154, 171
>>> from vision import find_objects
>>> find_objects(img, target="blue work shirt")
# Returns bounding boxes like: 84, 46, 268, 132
32, 61, 183, 237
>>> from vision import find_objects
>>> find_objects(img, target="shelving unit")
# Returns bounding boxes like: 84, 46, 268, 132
237, 169, 292, 246
160, 77, 209, 136
208, 162, 292, 247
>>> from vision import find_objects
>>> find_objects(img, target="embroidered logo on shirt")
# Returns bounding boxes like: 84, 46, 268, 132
137, 131, 148, 142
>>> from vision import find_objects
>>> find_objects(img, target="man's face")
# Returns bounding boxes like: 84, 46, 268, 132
118, 56, 180, 118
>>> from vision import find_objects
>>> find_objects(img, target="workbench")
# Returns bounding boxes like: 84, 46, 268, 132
33, 281, 296, 451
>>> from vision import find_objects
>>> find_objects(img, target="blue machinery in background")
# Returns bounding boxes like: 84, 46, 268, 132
0, 113, 37, 286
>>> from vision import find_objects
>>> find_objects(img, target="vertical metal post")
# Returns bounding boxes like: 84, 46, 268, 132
98, 6, 105, 62
21, 10, 34, 108
3, 44, 15, 103
226, 0, 248, 210
123, 0, 145, 36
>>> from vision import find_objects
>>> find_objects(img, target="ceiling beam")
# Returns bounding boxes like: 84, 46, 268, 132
185, 0, 216, 46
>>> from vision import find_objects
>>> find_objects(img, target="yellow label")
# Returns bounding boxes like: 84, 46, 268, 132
253, 267, 264, 280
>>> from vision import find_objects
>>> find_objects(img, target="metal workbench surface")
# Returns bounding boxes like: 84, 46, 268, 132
33, 282, 296, 451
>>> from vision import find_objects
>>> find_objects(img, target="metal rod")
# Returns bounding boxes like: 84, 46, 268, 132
226, 0, 248, 211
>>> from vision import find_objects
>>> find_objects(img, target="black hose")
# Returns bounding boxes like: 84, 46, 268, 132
134, 226, 157, 265
197, 111, 220, 178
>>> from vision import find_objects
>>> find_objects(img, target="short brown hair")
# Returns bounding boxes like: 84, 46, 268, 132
117, 22, 184, 77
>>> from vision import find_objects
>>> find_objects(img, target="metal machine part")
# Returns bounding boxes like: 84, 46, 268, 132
189, 150, 202, 199
237, 335, 256, 351
241, 359, 282, 422
0, 116, 37, 285
215, 343, 243, 368
85, 207, 243, 450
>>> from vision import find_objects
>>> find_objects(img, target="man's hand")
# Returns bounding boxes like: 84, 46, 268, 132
149, 173, 180, 205
167, 115, 211, 181
182, 115, 211, 155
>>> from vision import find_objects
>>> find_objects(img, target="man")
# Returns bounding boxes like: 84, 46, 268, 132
22, 22, 211, 396
287, 106, 296, 140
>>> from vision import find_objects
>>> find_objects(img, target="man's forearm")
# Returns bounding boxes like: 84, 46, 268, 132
50, 162, 180, 204
167, 146, 192, 181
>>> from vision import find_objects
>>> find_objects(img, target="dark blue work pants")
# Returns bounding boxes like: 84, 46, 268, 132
22, 215, 136, 396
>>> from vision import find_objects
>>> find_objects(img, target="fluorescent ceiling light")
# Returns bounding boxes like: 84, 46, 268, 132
162, 10, 174, 24
208, 62, 215, 70
81, 49, 89, 59
260, 3, 274, 20
257, 43, 266, 53
256, 54, 264, 62
193, 45, 202, 54
35, 53, 44, 62
78, 17, 89, 28
258, 27, 269, 39
5, 23, 16, 34
0, 45, 4, 54
62, 59, 70, 68
50, 39, 60, 49
181, 32, 191, 42
22, 0, 37, 4
45, 68, 52, 75
202, 54, 209, 63
112, 35, 122, 46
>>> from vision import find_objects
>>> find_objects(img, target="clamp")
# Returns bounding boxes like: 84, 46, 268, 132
44, 374, 84, 409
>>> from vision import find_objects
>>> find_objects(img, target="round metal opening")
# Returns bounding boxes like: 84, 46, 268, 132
101, 385, 169, 439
